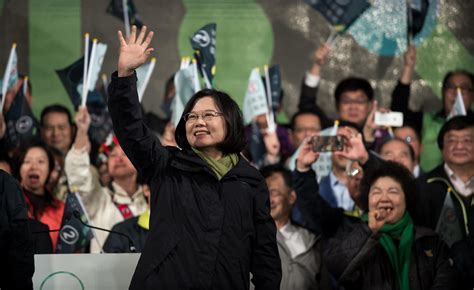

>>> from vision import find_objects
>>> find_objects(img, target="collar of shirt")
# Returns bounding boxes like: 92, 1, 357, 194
444, 163, 474, 197
329, 171, 355, 211
278, 221, 316, 259
111, 182, 145, 204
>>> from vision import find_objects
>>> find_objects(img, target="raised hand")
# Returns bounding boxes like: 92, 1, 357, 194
362, 100, 378, 143
313, 43, 331, 66
296, 137, 320, 172
400, 45, 416, 84
75, 106, 91, 133
334, 126, 369, 165
368, 208, 390, 233
118, 25, 154, 77
0, 113, 5, 139
263, 131, 281, 158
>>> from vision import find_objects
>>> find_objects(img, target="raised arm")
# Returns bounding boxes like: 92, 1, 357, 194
108, 26, 168, 182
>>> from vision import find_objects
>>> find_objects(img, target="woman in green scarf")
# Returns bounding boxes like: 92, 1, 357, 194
295, 138, 460, 289
325, 162, 458, 290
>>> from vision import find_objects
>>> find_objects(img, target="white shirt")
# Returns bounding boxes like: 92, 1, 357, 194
444, 163, 474, 198
304, 71, 321, 88
279, 222, 316, 259
330, 171, 355, 211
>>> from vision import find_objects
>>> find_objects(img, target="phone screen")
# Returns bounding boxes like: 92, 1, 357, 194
311, 135, 344, 152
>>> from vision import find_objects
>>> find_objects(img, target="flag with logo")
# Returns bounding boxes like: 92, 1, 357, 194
407, 0, 430, 39
172, 61, 200, 127
447, 88, 467, 120
56, 192, 94, 253
190, 23, 216, 86
106, 0, 143, 28
243, 68, 268, 125
304, 0, 370, 31
3, 84, 38, 149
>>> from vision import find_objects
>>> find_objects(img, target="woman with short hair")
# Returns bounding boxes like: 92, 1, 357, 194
107, 25, 281, 289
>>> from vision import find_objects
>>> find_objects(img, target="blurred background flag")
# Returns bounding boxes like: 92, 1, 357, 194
56, 191, 94, 253
1, 43, 18, 111
190, 23, 216, 88
106, 0, 143, 37
304, 0, 371, 32
4, 80, 38, 149
171, 59, 200, 127
267, 64, 281, 113
447, 88, 467, 120
243, 68, 268, 125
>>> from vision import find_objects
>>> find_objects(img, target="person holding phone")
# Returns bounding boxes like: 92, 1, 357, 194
108, 26, 281, 289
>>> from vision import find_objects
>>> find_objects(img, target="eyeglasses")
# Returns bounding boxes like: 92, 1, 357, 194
183, 110, 223, 123
403, 135, 418, 144
444, 84, 473, 93
445, 138, 474, 147
340, 99, 369, 106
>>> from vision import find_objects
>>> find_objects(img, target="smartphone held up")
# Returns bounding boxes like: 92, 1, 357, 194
311, 135, 345, 152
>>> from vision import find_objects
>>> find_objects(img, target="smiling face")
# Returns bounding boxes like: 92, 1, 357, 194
185, 96, 227, 159
107, 145, 137, 180
442, 128, 474, 166
40, 112, 73, 154
20, 147, 50, 195
266, 172, 295, 224
368, 176, 406, 224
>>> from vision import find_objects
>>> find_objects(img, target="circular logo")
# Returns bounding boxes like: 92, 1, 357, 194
60, 225, 80, 245
192, 30, 211, 47
16, 116, 33, 133
40, 271, 84, 290
444, 209, 457, 223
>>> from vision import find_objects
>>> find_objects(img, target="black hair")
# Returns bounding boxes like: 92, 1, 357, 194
290, 110, 322, 131
338, 120, 363, 134
359, 161, 417, 215
260, 164, 293, 189
40, 104, 74, 127
442, 69, 474, 92
334, 77, 374, 107
15, 141, 56, 205
437, 115, 474, 150
379, 137, 416, 162
175, 89, 246, 154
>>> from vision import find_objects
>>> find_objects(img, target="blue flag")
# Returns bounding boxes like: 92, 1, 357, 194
56, 192, 93, 253
268, 65, 281, 113
304, 0, 370, 31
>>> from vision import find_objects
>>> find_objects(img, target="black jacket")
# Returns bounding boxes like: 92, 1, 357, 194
293, 168, 460, 290
108, 72, 281, 290
417, 164, 474, 289
0, 170, 34, 290
103, 216, 148, 253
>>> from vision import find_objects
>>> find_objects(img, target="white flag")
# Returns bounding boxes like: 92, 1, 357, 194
447, 88, 467, 120
171, 63, 200, 127
243, 68, 268, 125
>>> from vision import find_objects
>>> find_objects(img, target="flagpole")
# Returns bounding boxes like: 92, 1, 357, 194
122, 0, 130, 38
101, 73, 109, 99
81, 33, 90, 108
192, 58, 201, 92
82, 38, 98, 107
23, 76, 28, 96
201, 67, 212, 89
263, 65, 276, 133
138, 57, 156, 103
1, 43, 16, 112
73, 191, 104, 254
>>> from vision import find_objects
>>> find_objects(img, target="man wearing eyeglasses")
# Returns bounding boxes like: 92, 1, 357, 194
391, 45, 474, 173
417, 115, 474, 289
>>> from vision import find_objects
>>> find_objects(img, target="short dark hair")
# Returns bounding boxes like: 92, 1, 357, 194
175, 89, 246, 154
290, 110, 322, 131
335, 77, 374, 107
437, 115, 474, 150
359, 161, 417, 215
379, 137, 416, 162
260, 164, 293, 189
40, 104, 74, 127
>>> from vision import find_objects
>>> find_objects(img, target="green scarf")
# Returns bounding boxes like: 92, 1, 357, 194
192, 148, 239, 180
361, 212, 414, 290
